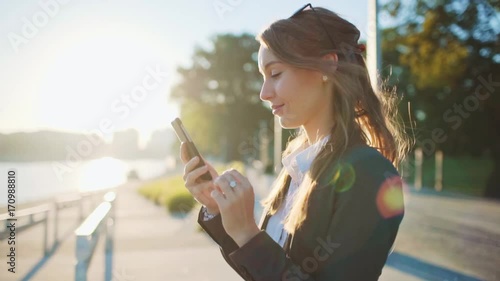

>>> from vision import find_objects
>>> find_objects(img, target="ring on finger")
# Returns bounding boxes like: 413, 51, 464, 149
229, 180, 237, 188
223, 174, 238, 189
228, 173, 242, 189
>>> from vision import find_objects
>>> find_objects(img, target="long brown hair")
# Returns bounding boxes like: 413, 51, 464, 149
256, 7, 411, 234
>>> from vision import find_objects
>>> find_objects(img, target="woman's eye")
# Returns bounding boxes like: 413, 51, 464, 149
271, 72, 282, 78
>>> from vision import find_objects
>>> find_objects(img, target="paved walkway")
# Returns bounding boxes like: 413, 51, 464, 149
391, 188, 500, 281
1, 166, 499, 280
0, 180, 242, 281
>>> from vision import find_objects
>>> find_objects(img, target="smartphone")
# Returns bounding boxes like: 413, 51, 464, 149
171, 117, 212, 181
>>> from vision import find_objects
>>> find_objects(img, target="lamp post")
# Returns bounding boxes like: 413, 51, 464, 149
367, 0, 381, 90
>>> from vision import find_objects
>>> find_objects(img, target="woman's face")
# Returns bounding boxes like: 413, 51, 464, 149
258, 45, 332, 130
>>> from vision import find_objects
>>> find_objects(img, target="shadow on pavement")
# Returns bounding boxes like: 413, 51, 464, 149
386, 252, 482, 281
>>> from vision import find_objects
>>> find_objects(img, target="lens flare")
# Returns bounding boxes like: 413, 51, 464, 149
329, 163, 356, 193
376, 176, 404, 218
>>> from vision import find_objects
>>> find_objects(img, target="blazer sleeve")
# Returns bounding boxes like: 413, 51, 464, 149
225, 148, 405, 281
197, 207, 253, 280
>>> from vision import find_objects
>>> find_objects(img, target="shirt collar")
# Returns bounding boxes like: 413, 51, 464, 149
282, 135, 331, 183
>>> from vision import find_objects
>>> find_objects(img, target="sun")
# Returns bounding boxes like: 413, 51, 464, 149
33, 22, 178, 143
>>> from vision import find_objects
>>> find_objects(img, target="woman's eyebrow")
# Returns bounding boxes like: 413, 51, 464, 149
259, 61, 282, 74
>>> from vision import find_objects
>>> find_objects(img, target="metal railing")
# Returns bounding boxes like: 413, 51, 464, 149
75, 191, 116, 281
0, 204, 51, 255
0, 189, 113, 258
53, 194, 86, 244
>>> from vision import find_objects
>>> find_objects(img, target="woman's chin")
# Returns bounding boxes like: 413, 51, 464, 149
278, 117, 300, 129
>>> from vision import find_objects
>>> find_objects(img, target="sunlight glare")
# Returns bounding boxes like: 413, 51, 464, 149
78, 157, 127, 192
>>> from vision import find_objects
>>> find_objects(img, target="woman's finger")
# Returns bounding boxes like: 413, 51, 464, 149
224, 172, 244, 196
189, 180, 212, 190
184, 165, 209, 185
191, 187, 209, 202
214, 173, 236, 199
201, 184, 216, 200
181, 142, 201, 165
191, 183, 213, 201
210, 189, 225, 206
183, 156, 200, 180
228, 170, 250, 189
180, 142, 190, 164
202, 157, 219, 179
188, 181, 213, 202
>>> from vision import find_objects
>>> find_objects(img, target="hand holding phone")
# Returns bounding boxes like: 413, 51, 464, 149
171, 118, 212, 181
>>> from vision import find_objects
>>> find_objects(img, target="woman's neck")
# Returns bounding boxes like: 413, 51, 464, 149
302, 95, 335, 145
303, 119, 334, 146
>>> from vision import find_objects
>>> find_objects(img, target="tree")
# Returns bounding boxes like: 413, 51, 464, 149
381, 0, 500, 197
170, 33, 273, 162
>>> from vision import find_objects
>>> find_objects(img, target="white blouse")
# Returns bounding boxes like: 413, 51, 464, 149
265, 135, 331, 248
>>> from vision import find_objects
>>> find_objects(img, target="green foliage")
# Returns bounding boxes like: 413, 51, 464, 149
165, 193, 196, 213
170, 33, 273, 162
400, 10, 469, 89
403, 155, 493, 196
137, 161, 247, 213
137, 176, 198, 213
381, 0, 499, 154
381, 0, 500, 197
138, 176, 189, 207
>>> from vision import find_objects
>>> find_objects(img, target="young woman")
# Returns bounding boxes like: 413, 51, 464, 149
181, 4, 410, 280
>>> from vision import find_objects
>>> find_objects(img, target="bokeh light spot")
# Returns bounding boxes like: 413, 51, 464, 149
329, 163, 356, 193
376, 176, 404, 218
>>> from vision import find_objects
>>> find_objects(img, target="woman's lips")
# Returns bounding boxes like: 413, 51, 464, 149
272, 104, 284, 115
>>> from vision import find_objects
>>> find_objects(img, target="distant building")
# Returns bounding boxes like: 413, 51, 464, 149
111, 129, 140, 159
143, 129, 176, 159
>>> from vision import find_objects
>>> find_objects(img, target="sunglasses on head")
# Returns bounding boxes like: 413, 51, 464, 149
289, 3, 337, 51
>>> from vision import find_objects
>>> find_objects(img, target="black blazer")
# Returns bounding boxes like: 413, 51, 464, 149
198, 145, 404, 281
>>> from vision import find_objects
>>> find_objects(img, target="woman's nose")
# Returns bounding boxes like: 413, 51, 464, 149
259, 81, 274, 102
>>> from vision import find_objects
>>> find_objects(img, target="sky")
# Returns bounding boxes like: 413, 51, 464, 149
0, 0, 371, 146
